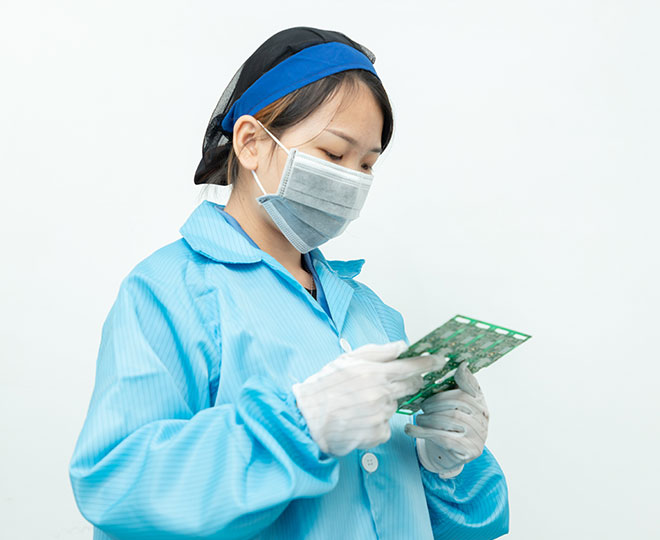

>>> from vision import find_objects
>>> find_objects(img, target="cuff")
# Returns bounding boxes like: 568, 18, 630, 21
282, 384, 313, 441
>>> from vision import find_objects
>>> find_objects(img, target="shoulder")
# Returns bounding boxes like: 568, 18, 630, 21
131, 238, 206, 280
105, 238, 219, 348
116, 238, 209, 307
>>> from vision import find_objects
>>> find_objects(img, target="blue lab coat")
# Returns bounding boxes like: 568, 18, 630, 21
69, 200, 509, 539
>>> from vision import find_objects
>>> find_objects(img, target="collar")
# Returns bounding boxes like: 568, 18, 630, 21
179, 200, 366, 279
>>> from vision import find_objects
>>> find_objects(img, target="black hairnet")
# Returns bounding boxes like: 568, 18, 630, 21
194, 26, 376, 185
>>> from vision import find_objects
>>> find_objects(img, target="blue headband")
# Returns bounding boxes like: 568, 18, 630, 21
221, 41, 378, 134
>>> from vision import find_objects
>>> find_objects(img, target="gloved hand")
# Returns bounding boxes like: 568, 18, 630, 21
292, 340, 443, 457
404, 361, 489, 479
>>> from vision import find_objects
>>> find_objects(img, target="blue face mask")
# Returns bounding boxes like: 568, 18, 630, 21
251, 120, 375, 254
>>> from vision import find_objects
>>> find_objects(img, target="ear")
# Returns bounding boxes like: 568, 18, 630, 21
231, 115, 261, 171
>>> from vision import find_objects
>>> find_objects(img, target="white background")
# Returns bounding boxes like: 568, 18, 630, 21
2, 1, 659, 538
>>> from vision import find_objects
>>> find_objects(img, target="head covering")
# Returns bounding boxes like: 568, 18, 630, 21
194, 26, 379, 185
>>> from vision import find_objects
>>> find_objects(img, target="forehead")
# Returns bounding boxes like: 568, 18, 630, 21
282, 81, 384, 149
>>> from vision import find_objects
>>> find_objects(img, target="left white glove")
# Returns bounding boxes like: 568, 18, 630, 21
404, 361, 489, 479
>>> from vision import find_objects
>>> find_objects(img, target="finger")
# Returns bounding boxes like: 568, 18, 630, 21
385, 398, 398, 418
348, 340, 408, 363
334, 403, 396, 429
403, 423, 438, 440
388, 375, 425, 399
379, 420, 392, 445
416, 412, 467, 434
418, 410, 487, 440
449, 447, 470, 461
454, 361, 481, 398
420, 397, 475, 416
361, 420, 392, 448
420, 389, 480, 414
451, 433, 486, 458
381, 353, 444, 381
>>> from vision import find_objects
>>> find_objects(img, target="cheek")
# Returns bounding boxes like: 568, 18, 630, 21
261, 151, 288, 191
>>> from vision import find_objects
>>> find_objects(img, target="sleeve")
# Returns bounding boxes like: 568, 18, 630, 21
68, 266, 340, 539
418, 445, 510, 539
355, 281, 510, 539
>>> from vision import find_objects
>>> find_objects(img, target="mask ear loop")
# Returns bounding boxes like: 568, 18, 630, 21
250, 169, 268, 196
251, 119, 291, 196
256, 119, 290, 155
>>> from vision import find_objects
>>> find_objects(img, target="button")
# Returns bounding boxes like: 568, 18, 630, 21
339, 338, 352, 352
361, 452, 378, 473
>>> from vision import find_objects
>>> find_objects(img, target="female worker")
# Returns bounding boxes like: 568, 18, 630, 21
69, 26, 509, 539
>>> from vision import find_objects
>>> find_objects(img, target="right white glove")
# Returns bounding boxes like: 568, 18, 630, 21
404, 361, 489, 479
292, 340, 443, 457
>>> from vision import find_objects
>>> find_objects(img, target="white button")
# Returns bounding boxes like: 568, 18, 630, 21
361, 452, 379, 473
339, 338, 352, 352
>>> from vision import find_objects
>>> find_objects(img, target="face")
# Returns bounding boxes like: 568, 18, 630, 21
234, 81, 384, 197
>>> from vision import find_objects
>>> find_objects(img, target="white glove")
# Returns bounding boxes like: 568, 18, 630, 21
404, 361, 489, 479
292, 340, 443, 457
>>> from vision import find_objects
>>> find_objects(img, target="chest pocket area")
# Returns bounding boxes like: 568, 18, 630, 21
213, 302, 343, 406
342, 291, 393, 348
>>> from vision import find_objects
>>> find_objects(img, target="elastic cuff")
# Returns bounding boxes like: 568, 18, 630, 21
281, 385, 313, 441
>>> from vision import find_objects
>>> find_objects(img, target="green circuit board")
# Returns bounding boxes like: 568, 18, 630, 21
395, 315, 531, 415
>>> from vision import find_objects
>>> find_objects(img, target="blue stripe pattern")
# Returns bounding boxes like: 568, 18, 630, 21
69, 200, 509, 539
218, 207, 332, 319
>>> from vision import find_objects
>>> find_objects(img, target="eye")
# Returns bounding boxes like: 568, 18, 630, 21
324, 150, 343, 161
362, 163, 373, 172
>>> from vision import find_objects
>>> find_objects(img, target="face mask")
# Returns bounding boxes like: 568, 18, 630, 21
250, 120, 374, 254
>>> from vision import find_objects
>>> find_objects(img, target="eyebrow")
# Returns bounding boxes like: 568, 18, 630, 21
325, 128, 382, 154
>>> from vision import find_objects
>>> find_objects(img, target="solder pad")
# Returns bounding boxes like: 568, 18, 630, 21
395, 315, 531, 415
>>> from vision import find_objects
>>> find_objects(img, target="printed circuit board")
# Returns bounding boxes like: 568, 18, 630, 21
396, 315, 531, 415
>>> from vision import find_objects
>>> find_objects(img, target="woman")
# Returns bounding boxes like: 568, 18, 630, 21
69, 26, 509, 539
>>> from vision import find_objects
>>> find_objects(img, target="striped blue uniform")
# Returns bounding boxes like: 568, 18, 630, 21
69, 200, 509, 539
